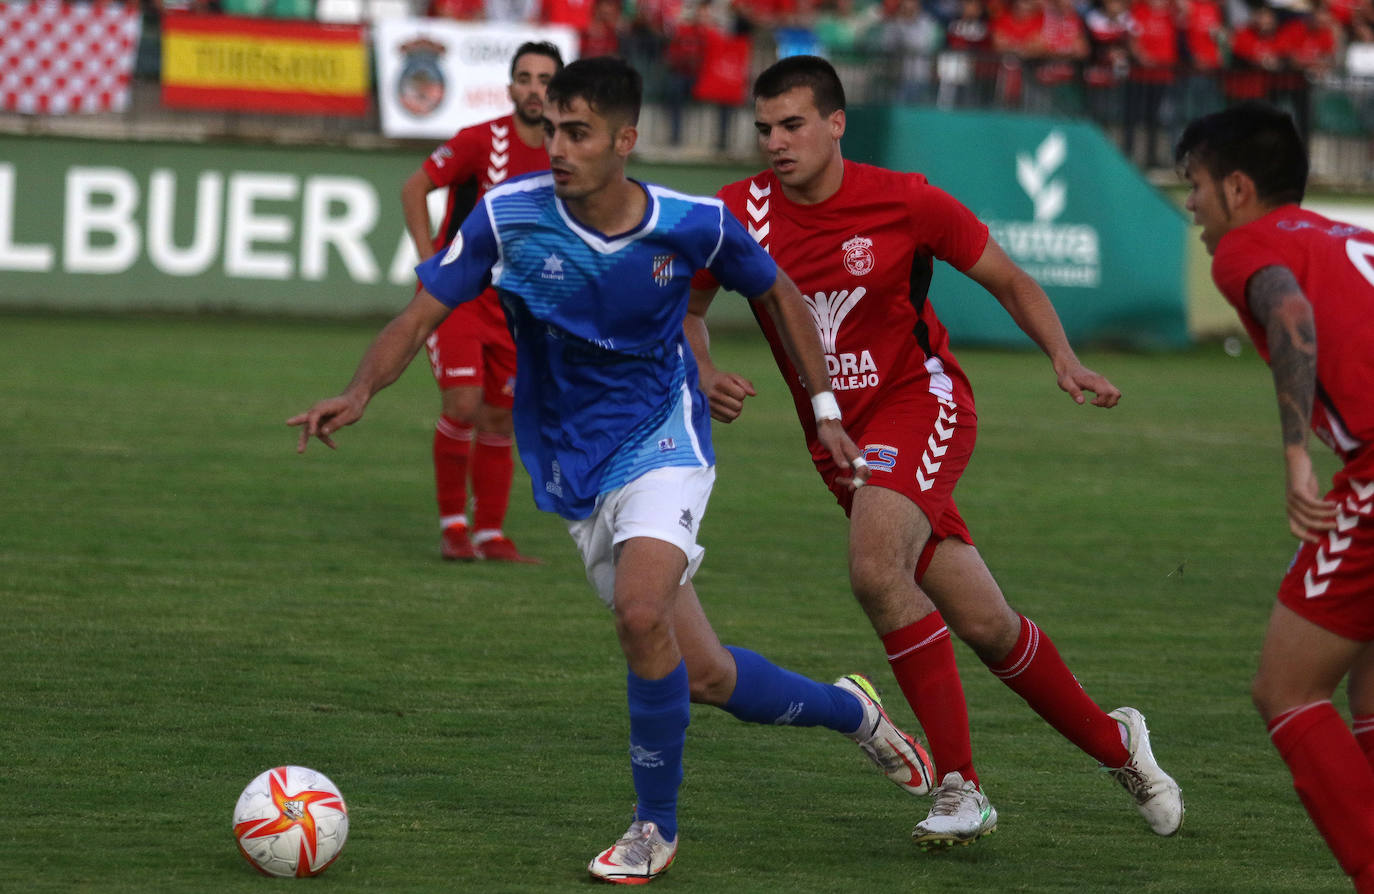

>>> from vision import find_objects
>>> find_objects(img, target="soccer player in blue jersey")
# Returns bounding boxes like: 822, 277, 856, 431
288, 56, 935, 885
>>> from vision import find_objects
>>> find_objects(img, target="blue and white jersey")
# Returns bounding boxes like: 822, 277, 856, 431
416, 173, 778, 520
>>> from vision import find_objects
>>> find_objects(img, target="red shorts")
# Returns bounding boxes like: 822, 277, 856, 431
815, 390, 977, 577
1277, 449, 1374, 641
425, 289, 515, 408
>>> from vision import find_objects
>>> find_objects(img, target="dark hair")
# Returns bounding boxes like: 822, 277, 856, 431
545, 56, 642, 125
1174, 102, 1308, 206
510, 41, 564, 79
753, 55, 846, 116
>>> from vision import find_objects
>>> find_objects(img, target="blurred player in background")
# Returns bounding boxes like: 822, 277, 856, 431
399, 41, 563, 563
292, 57, 936, 885
688, 54, 1184, 847
1177, 102, 1374, 892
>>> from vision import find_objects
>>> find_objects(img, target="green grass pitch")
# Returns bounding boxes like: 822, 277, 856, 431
0, 312, 1351, 892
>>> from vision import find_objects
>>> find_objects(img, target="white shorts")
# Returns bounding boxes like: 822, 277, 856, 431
566, 465, 715, 607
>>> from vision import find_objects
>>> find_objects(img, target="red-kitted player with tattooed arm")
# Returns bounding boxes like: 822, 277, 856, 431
1179, 101, 1374, 893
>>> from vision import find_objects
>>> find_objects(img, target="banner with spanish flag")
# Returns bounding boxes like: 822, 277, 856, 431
161, 14, 369, 116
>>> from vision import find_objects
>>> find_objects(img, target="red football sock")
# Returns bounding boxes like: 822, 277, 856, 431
470, 431, 514, 533
1269, 701, 1374, 882
1354, 714, 1374, 772
433, 415, 473, 528
986, 615, 1129, 767
882, 613, 977, 785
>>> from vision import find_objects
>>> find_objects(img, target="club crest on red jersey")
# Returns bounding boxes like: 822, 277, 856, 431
842, 235, 875, 276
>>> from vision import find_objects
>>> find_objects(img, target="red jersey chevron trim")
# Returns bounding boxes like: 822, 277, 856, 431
1278, 474, 1374, 640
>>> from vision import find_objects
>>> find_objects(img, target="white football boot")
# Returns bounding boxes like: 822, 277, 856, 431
1105, 707, 1184, 836
588, 819, 677, 885
836, 674, 936, 796
912, 771, 998, 849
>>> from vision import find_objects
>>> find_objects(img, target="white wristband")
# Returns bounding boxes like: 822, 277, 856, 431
811, 391, 841, 423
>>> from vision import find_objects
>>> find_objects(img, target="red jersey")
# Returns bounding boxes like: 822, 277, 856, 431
1129, 0, 1178, 76
1179, 0, 1224, 69
694, 161, 989, 440
1212, 206, 1374, 460
1278, 18, 1337, 68
992, 8, 1044, 52
421, 114, 548, 331
422, 114, 549, 252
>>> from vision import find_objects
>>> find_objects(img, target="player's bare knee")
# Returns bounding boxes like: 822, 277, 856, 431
947, 605, 1020, 661
613, 600, 671, 646
1251, 670, 1333, 723
685, 658, 734, 705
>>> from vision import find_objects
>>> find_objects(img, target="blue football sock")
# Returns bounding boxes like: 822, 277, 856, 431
626, 661, 689, 842
721, 646, 864, 735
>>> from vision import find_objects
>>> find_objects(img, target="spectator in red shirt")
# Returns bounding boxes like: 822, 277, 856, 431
693, 12, 754, 150
664, 2, 711, 145
1174, 0, 1228, 151
1037, 0, 1089, 88
579, 0, 625, 57
734, 0, 798, 27
1227, 4, 1284, 101
1179, 0, 1227, 71
1278, 0, 1342, 135
991, 0, 1046, 104
1085, 0, 1134, 81
1124, 0, 1178, 166
1280, 0, 1341, 76
544, 0, 595, 30
1084, 0, 1134, 124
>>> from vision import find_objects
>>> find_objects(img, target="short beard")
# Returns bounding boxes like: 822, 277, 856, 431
515, 104, 542, 127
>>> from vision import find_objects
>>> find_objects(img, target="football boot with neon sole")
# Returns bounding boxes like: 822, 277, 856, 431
835, 674, 935, 796
913, 771, 998, 849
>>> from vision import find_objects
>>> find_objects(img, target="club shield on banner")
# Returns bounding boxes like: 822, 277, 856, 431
374, 19, 577, 140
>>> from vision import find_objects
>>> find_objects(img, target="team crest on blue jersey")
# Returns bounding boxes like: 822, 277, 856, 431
651, 253, 675, 287
657, 437, 676, 451
843, 235, 875, 276
541, 253, 565, 280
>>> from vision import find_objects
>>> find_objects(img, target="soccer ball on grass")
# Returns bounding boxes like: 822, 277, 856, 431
233, 765, 349, 877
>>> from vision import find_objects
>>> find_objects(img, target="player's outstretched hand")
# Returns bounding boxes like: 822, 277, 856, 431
817, 419, 871, 490
1285, 447, 1338, 542
1058, 362, 1121, 408
700, 368, 757, 423
287, 393, 365, 454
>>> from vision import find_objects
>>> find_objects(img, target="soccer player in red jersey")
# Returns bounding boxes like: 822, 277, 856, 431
687, 55, 1185, 847
1178, 102, 1374, 893
399, 42, 562, 563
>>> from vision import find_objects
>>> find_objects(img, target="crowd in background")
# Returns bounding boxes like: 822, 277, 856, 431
127, 0, 1374, 165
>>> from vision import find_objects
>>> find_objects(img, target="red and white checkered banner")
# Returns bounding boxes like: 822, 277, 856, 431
0, 1, 141, 115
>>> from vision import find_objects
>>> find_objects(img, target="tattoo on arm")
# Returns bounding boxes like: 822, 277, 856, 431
1247, 266, 1317, 448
